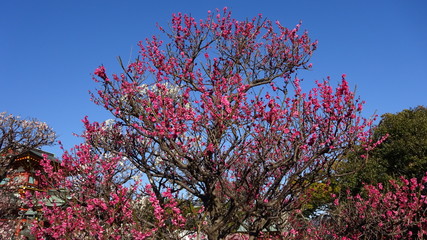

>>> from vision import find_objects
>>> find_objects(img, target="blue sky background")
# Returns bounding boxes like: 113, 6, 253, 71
1, 0, 426, 156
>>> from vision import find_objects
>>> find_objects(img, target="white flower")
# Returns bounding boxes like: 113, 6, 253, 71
102, 119, 117, 131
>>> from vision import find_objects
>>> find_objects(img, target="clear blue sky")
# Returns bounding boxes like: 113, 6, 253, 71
1, 0, 426, 156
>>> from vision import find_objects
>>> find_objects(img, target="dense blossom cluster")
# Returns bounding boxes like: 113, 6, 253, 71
29, 144, 188, 239
285, 173, 427, 239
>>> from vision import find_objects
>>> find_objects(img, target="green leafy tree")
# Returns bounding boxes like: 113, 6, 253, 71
373, 106, 427, 179
338, 106, 427, 194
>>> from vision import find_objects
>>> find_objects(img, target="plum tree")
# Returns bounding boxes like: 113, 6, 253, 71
88, 8, 377, 239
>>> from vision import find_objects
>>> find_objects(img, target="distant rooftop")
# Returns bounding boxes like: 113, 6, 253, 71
14, 149, 56, 162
